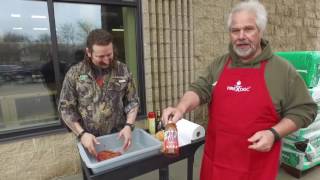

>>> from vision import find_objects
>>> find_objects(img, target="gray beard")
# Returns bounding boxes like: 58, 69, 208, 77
233, 45, 256, 59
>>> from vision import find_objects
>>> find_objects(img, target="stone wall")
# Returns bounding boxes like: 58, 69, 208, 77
0, 0, 319, 179
0, 133, 81, 180
142, 0, 196, 121
264, 0, 320, 51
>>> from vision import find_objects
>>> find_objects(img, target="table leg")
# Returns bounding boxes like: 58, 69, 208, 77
187, 155, 195, 180
82, 166, 88, 180
159, 166, 169, 180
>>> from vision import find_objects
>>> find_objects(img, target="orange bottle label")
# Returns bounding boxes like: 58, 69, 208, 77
164, 130, 179, 154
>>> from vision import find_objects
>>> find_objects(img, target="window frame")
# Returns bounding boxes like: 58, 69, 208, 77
0, 0, 145, 142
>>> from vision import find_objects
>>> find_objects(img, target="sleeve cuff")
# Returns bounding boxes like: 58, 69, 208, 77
61, 111, 81, 123
124, 102, 139, 114
285, 114, 306, 128
188, 87, 208, 105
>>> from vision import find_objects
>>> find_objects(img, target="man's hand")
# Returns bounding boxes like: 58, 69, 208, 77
161, 107, 184, 124
80, 132, 100, 157
248, 129, 275, 152
118, 126, 132, 151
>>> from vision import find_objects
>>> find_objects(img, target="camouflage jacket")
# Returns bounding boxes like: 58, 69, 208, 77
58, 60, 139, 136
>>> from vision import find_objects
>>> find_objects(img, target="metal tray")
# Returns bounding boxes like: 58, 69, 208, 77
77, 128, 162, 174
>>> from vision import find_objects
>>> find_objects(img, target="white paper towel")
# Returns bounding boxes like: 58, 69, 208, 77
176, 118, 205, 147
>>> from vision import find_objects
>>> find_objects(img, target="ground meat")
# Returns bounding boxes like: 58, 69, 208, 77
96, 150, 122, 162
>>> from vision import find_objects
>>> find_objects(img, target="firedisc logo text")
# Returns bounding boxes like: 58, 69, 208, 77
226, 80, 251, 92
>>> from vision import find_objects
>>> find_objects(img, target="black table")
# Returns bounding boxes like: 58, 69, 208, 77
81, 137, 205, 180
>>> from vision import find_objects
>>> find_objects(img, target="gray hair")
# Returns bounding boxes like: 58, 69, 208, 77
227, 0, 268, 32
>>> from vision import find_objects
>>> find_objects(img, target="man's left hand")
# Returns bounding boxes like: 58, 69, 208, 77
248, 130, 275, 152
118, 126, 132, 151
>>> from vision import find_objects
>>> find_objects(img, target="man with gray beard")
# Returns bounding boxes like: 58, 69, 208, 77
162, 1, 316, 180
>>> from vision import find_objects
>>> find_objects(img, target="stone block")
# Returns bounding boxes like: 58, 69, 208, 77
148, 0, 156, 14
293, 18, 303, 27
2, 172, 16, 180
0, 139, 35, 157
216, 0, 232, 8
34, 136, 51, 148
149, 14, 157, 29
143, 26, 150, 41
150, 41, 158, 58
193, 4, 208, 19
47, 160, 75, 178
144, 73, 152, 88
141, 0, 148, 14
305, 1, 315, 10
158, 43, 165, 58
307, 28, 317, 37
297, 7, 306, 17
269, 16, 281, 26
146, 100, 154, 113
264, 3, 275, 14
16, 170, 41, 180
314, 20, 320, 28
143, 59, 152, 74
0, 156, 16, 174
304, 18, 314, 26
315, 10, 320, 19
142, 13, 150, 29
143, 44, 151, 60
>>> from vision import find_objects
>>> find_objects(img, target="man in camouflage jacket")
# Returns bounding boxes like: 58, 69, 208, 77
58, 29, 139, 156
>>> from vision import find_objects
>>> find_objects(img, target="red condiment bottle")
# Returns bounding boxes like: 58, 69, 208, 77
163, 116, 179, 156
148, 112, 156, 135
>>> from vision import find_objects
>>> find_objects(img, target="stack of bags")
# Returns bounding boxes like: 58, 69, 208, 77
276, 51, 320, 171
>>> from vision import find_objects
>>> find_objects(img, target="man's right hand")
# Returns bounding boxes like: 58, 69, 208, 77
161, 107, 184, 124
80, 132, 100, 157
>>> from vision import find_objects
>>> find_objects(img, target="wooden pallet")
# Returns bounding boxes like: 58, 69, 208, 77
281, 163, 317, 178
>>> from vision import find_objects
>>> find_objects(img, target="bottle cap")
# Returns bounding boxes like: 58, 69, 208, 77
148, 112, 156, 118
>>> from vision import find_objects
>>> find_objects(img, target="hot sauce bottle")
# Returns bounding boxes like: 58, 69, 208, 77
155, 110, 163, 133
163, 115, 179, 156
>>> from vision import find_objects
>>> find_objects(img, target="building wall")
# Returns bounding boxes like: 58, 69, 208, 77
142, 0, 195, 121
0, 133, 81, 180
1, 0, 319, 179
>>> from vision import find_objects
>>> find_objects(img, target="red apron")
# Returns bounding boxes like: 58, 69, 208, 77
200, 58, 281, 180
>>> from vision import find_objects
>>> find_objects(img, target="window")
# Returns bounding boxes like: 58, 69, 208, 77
53, 2, 139, 85
0, 0, 144, 141
0, 0, 58, 138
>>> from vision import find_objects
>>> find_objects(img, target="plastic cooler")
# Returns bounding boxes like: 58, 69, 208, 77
275, 51, 320, 88
77, 128, 162, 174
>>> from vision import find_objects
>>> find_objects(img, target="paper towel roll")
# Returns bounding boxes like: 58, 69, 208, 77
176, 118, 205, 147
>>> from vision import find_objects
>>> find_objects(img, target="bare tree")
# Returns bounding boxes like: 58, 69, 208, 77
57, 23, 76, 46
3, 32, 30, 43
77, 20, 95, 44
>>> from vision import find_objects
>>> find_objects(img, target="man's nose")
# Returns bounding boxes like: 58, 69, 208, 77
238, 30, 246, 39
103, 57, 112, 64
101, 56, 110, 61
